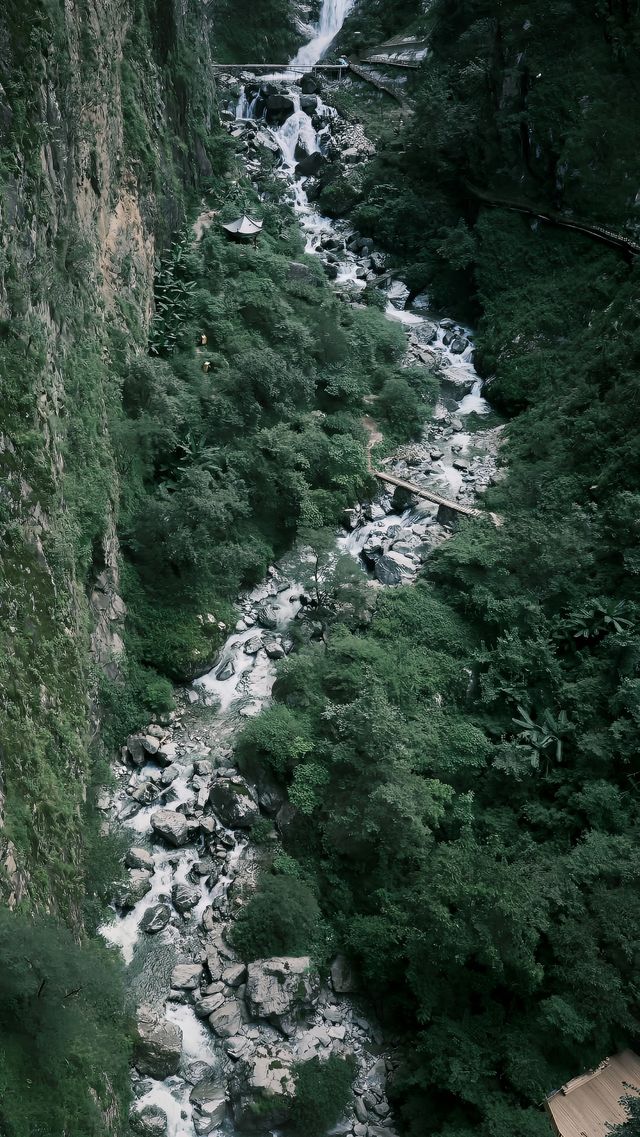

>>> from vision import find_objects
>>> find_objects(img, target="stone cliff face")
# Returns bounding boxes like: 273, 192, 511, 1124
0, 0, 219, 914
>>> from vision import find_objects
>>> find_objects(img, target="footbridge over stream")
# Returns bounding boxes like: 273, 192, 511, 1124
372, 469, 503, 527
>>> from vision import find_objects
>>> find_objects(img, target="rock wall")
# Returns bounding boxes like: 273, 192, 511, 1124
0, 0, 219, 912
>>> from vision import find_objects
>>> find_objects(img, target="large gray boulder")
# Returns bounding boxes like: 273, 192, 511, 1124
374, 556, 403, 586
116, 869, 152, 910
139, 903, 171, 934
230, 1050, 295, 1131
134, 1006, 182, 1078
208, 998, 244, 1038
245, 957, 320, 1036
330, 952, 358, 993
129, 1104, 167, 1135
172, 881, 200, 913
295, 151, 327, 178
127, 733, 161, 766
126, 847, 155, 872
209, 777, 259, 829
150, 809, 194, 847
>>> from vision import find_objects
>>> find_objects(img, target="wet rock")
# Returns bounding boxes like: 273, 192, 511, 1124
216, 658, 235, 681
172, 881, 200, 913
126, 846, 155, 872
265, 93, 295, 121
295, 151, 327, 178
430, 449, 444, 461
185, 1061, 217, 1086
129, 1103, 168, 1135
139, 903, 172, 934
230, 1051, 295, 1130
194, 759, 213, 777
264, 640, 285, 660
171, 962, 203, 989
209, 998, 244, 1037
449, 335, 468, 354
209, 776, 259, 828
330, 953, 358, 993
300, 93, 318, 112
151, 809, 194, 847
190, 1075, 227, 1126
131, 780, 158, 805
225, 1034, 251, 1060
374, 556, 403, 586
134, 1005, 182, 1078
255, 605, 278, 630
453, 458, 469, 471
160, 764, 180, 786
116, 869, 152, 910
243, 636, 263, 655
299, 73, 322, 94
245, 956, 320, 1036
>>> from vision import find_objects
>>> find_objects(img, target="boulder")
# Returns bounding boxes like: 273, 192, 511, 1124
190, 1076, 227, 1123
134, 1006, 182, 1078
116, 869, 152, 910
209, 998, 244, 1037
216, 658, 235, 681
374, 556, 403, 586
150, 809, 193, 847
243, 636, 263, 655
127, 733, 161, 766
264, 640, 285, 660
288, 261, 322, 287
265, 93, 295, 122
245, 957, 320, 1036
160, 764, 180, 786
172, 881, 200, 913
209, 777, 259, 829
230, 1051, 295, 1130
255, 605, 278, 630
294, 151, 327, 178
299, 73, 321, 94
195, 992, 225, 1017
126, 847, 155, 872
222, 962, 247, 987
171, 962, 203, 990
330, 953, 358, 993
140, 903, 172, 934
129, 1104, 168, 1135
300, 94, 318, 112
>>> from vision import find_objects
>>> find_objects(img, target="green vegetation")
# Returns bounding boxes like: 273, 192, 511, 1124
0, 910, 131, 1136
213, 0, 303, 63
231, 874, 325, 960
609, 1095, 640, 1137
291, 1054, 357, 1137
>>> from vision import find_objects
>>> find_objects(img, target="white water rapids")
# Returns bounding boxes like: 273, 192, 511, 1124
99, 5, 497, 1135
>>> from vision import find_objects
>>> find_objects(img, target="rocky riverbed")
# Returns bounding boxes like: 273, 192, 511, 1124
100, 15, 504, 1137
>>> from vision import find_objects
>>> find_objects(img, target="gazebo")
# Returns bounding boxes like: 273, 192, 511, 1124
545, 1051, 640, 1137
221, 214, 264, 245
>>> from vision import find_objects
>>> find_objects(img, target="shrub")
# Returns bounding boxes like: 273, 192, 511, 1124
231, 874, 324, 960
290, 1055, 357, 1137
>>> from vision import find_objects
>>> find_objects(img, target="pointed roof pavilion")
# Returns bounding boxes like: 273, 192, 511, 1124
221, 214, 264, 237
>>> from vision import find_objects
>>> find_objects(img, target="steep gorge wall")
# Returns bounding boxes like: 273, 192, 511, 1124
0, 0, 219, 915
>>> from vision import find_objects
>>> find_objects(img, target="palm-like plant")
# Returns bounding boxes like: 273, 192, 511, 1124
565, 598, 633, 642
512, 705, 569, 765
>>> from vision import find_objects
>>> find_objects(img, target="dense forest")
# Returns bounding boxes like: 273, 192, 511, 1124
1, 0, 640, 1134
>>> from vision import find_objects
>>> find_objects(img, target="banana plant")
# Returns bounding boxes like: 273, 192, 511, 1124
512, 705, 569, 765
565, 598, 633, 642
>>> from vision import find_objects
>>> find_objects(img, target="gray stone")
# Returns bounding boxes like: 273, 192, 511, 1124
264, 640, 285, 660
222, 962, 247, 987
255, 605, 278, 630
117, 869, 152, 909
171, 962, 202, 989
209, 999, 244, 1037
374, 556, 403, 586
129, 1104, 168, 1135
127, 733, 161, 766
172, 881, 199, 913
209, 777, 259, 828
453, 458, 469, 471
150, 809, 192, 847
216, 658, 235, 681
243, 635, 264, 655
331, 953, 358, 993
449, 335, 468, 354
185, 1060, 216, 1085
195, 992, 225, 1017
134, 1006, 182, 1078
139, 903, 171, 934
160, 763, 180, 786
125, 846, 155, 872
245, 957, 320, 1036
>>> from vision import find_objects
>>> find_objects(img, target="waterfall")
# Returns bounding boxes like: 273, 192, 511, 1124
235, 85, 249, 120
273, 92, 319, 171
290, 0, 355, 68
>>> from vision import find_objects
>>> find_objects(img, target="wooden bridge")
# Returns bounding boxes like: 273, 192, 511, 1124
466, 184, 640, 259
211, 63, 350, 78
372, 468, 502, 527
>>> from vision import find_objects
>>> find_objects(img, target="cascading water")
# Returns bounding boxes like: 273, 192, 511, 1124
290, 0, 355, 68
